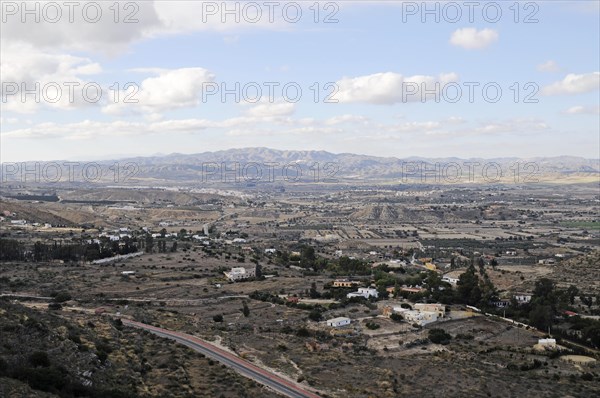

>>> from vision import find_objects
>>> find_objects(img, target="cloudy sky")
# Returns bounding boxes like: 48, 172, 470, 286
1, 0, 599, 162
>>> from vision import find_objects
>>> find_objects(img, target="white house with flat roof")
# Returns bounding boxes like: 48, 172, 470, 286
514, 293, 532, 304
347, 287, 378, 299
538, 338, 557, 348
393, 307, 438, 326
326, 317, 351, 327
442, 276, 459, 286
414, 303, 446, 317
224, 266, 256, 282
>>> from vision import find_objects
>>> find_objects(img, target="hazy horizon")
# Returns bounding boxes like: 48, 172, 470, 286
2, 146, 600, 164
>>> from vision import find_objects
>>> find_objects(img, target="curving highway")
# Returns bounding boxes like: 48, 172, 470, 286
122, 320, 322, 398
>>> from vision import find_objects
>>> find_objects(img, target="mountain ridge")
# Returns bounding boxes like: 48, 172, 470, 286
1, 148, 598, 185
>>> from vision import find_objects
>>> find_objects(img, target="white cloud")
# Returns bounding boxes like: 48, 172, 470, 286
102, 67, 215, 115
225, 126, 341, 137
385, 121, 442, 133
351, 117, 551, 142
0, 117, 19, 125
450, 28, 498, 50
1, 1, 162, 55
537, 60, 561, 73
542, 72, 600, 95
1, 114, 338, 140
446, 116, 466, 124
325, 115, 369, 125
334, 72, 459, 104
472, 118, 550, 135
1, 1, 286, 55
244, 101, 295, 118
563, 105, 600, 115
1, 119, 212, 140
152, 1, 285, 35
0, 42, 103, 113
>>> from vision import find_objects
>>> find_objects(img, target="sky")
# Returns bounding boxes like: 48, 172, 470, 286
1, 0, 599, 162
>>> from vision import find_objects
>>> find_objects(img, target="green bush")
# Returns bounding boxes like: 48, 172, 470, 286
53, 292, 72, 303
29, 351, 50, 368
296, 327, 310, 337
0, 357, 8, 376
428, 328, 452, 345
390, 313, 403, 322
581, 373, 594, 381
365, 322, 380, 330
96, 350, 108, 363
13, 366, 68, 392
308, 310, 322, 322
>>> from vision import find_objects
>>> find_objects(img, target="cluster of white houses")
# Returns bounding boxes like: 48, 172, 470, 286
324, 303, 447, 329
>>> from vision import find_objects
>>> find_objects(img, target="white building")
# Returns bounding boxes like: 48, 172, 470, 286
393, 307, 438, 326
347, 287, 379, 299
442, 276, 459, 286
514, 293, 532, 304
224, 266, 256, 282
10, 220, 26, 225
414, 303, 446, 317
264, 248, 277, 254
326, 317, 351, 328
538, 338, 557, 348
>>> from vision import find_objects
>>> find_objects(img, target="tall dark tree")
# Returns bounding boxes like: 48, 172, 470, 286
255, 263, 262, 279
456, 264, 481, 306
533, 278, 557, 308
300, 246, 316, 269
566, 285, 579, 305
309, 282, 320, 299
145, 235, 154, 253
529, 278, 559, 330
242, 301, 250, 317
529, 305, 554, 330
477, 257, 485, 275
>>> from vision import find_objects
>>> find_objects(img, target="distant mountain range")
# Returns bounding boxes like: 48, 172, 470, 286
2, 148, 599, 186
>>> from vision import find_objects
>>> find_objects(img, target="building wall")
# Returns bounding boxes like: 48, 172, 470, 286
327, 318, 351, 327
333, 281, 358, 287
414, 303, 445, 317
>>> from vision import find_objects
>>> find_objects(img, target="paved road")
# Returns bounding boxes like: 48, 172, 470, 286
122, 320, 322, 398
